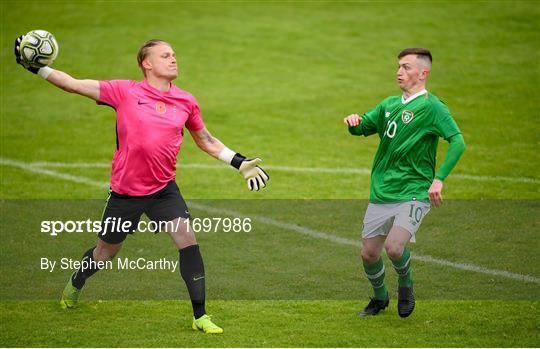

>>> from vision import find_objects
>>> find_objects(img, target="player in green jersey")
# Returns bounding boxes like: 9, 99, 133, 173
344, 48, 466, 317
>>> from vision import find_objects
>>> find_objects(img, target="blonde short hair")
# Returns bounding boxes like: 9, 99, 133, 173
137, 39, 171, 76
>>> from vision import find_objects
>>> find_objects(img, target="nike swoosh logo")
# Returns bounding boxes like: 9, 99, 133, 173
138, 100, 149, 105
193, 276, 205, 281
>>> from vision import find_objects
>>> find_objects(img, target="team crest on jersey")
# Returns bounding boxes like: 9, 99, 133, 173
155, 101, 166, 114
401, 109, 414, 124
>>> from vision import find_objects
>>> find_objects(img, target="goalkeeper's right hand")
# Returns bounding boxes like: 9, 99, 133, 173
14, 35, 39, 74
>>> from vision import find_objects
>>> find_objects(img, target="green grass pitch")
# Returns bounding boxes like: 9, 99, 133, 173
1, 1, 539, 347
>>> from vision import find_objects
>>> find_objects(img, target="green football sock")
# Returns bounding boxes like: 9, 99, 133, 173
391, 247, 413, 287
363, 258, 388, 300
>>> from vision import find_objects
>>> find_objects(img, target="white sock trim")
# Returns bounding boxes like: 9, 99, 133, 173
38, 67, 53, 79
218, 147, 236, 165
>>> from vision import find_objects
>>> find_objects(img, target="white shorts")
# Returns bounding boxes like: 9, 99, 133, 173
362, 201, 431, 243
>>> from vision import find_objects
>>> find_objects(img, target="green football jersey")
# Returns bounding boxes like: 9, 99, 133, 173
349, 91, 461, 203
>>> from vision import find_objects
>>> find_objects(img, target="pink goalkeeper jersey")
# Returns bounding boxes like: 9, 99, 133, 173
98, 80, 205, 196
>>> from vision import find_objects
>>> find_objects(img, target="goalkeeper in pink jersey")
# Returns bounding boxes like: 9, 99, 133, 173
15, 37, 270, 334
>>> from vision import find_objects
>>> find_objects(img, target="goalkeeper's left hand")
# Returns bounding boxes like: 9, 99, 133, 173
231, 154, 269, 191
239, 157, 269, 191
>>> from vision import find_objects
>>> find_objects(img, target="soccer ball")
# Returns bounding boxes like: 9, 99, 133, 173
19, 30, 59, 68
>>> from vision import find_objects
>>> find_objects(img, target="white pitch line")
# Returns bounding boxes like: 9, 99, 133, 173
0, 158, 109, 188
188, 203, 540, 285
4, 159, 538, 184
2, 157, 539, 285
412, 255, 540, 284
28, 161, 111, 168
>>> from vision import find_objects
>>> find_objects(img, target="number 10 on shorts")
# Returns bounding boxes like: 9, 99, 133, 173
408, 204, 424, 224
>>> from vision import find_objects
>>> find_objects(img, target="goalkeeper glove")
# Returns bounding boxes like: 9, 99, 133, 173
14, 35, 39, 74
229, 153, 269, 191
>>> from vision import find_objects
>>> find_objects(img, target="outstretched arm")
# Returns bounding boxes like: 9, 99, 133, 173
189, 127, 227, 159
14, 35, 100, 101
428, 133, 466, 207
189, 127, 270, 191
43, 70, 100, 101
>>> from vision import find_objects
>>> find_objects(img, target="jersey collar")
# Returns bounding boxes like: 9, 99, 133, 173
401, 89, 427, 104
141, 80, 174, 96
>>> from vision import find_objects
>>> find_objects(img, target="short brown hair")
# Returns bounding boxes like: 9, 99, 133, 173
137, 39, 170, 76
398, 48, 432, 63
